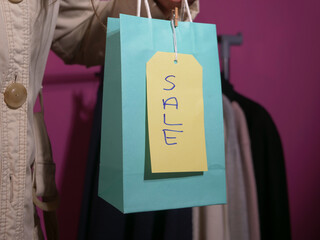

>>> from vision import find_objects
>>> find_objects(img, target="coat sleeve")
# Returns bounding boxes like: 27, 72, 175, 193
51, 0, 199, 67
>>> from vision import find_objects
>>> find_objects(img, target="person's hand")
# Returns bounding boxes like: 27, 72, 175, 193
156, 0, 196, 18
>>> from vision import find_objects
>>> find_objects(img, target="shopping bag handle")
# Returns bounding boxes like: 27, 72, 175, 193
137, 0, 192, 22
182, 0, 193, 22
137, 0, 152, 18
91, 0, 193, 31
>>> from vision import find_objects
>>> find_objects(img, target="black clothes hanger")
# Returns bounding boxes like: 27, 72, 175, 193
218, 33, 243, 101
218, 33, 243, 82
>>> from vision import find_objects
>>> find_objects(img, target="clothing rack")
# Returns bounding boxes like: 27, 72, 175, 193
218, 33, 243, 81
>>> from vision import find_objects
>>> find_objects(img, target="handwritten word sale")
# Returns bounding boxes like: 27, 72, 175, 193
162, 75, 183, 145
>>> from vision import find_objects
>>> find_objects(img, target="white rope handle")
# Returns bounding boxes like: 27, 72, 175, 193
137, 0, 192, 21
137, 0, 152, 18
183, 0, 193, 22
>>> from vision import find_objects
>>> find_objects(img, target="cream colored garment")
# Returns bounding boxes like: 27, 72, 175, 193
0, 1, 199, 239
193, 204, 230, 240
232, 102, 260, 240
193, 97, 230, 240
193, 96, 250, 240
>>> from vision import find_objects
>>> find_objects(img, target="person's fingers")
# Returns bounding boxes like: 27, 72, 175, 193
157, 0, 196, 18
169, 0, 181, 9
170, 0, 196, 9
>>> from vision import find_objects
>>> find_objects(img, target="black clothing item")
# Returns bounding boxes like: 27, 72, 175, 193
78, 82, 192, 240
222, 80, 291, 240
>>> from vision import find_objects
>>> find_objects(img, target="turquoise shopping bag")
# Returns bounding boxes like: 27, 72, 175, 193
98, 14, 226, 213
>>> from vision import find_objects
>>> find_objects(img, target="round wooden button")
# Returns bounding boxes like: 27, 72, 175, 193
4, 82, 27, 109
8, 0, 23, 4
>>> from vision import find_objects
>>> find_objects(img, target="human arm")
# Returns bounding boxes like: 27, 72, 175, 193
51, 0, 199, 67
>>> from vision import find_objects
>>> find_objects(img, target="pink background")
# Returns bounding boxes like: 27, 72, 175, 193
42, 0, 320, 239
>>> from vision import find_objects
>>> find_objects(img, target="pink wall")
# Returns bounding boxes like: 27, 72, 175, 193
42, 0, 320, 239
42, 54, 99, 239
195, 1, 320, 240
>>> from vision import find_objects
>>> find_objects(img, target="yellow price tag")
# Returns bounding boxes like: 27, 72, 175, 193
146, 52, 208, 173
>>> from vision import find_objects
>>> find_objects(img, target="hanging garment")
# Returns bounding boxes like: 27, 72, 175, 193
222, 80, 291, 240
232, 102, 260, 240
222, 96, 250, 240
193, 95, 250, 240
192, 104, 230, 240
78, 82, 193, 240
192, 205, 230, 240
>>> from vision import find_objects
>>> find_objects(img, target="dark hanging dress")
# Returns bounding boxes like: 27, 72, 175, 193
222, 80, 291, 240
